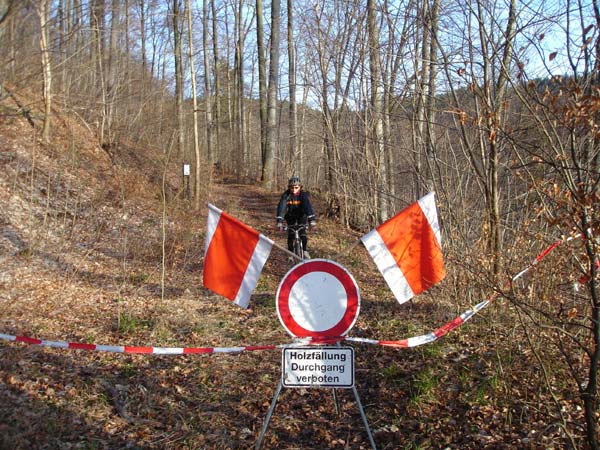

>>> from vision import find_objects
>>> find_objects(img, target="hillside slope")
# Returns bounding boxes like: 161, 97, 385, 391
0, 89, 570, 449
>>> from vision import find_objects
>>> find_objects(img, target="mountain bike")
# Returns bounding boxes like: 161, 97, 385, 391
285, 224, 309, 259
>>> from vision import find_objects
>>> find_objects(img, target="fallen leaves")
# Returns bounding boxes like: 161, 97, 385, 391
0, 98, 590, 449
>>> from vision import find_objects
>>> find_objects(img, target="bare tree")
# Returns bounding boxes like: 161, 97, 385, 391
441, 0, 517, 275
411, 0, 431, 197
138, 0, 148, 85
256, 0, 267, 180
482, 0, 516, 276
509, 0, 600, 445
302, 0, 366, 225
312, 2, 338, 198
203, 0, 214, 166
210, 0, 221, 160
233, 0, 246, 176
423, 0, 439, 191
36, 0, 52, 143
172, 0, 187, 195
409, 0, 439, 197
105, 0, 121, 145
287, 0, 298, 174
262, 0, 280, 189
367, 0, 388, 221
185, 0, 201, 208
90, 0, 106, 100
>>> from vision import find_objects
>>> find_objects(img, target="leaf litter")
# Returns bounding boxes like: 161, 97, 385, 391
0, 92, 585, 449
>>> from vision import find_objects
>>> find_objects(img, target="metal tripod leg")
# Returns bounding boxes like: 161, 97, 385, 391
256, 346, 377, 450
332, 342, 376, 449
255, 379, 283, 450
332, 388, 341, 415
352, 383, 377, 450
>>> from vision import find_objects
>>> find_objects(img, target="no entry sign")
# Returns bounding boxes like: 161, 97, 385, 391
276, 259, 360, 338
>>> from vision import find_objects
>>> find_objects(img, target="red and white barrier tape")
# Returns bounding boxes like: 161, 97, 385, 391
0, 334, 278, 354
512, 233, 580, 281
0, 232, 584, 354
344, 300, 489, 348
0, 300, 488, 353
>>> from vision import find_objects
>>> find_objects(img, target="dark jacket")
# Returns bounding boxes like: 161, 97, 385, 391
276, 190, 315, 224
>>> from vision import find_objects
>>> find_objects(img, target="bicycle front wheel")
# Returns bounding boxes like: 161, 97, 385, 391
293, 239, 304, 259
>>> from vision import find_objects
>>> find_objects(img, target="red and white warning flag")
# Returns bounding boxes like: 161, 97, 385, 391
360, 192, 445, 304
203, 204, 273, 308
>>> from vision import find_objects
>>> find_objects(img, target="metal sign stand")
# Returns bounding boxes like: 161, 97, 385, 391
255, 378, 283, 450
255, 345, 377, 450
259, 261, 376, 449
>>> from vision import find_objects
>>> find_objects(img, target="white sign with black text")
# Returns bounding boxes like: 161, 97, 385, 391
282, 347, 354, 388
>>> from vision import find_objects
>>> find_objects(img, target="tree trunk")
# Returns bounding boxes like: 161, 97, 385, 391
185, 0, 201, 208
367, 0, 387, 221
211, 0, 221, 162
124, 0, 130, 82
91, 0, 106, 97
224, 10, 233, 173
37, 0, 52, 143
203, 0, 213, 166
424, 0, 439, 193
486, 0, 516, 275
172, 0, 187, 195
256, 0, 268, 180
287, 0, 297, 174
139, 0, 147, 89
262, 0, 280, 189
106, 0, 120, 145
412, 0, 430, 198
234, 0, 246, 177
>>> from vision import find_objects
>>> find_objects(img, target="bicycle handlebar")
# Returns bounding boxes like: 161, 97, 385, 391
283, 223, 311, 232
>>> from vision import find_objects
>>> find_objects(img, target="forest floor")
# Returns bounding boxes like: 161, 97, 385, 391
0, 87, 581, 449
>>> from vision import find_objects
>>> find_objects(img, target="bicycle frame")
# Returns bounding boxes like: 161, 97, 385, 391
284, 224, 308, 259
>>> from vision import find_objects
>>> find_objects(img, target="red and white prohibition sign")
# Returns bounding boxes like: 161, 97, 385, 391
276, 259, 360, 338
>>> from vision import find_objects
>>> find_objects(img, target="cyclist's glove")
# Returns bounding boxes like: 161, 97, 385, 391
276, 221, 284, 232
309, 220, 317, 230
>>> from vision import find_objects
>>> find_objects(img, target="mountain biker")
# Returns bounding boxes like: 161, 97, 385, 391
276, 176, 316, 254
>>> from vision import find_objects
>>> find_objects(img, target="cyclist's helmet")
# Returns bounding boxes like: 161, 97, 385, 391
288, 176, 301, 187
